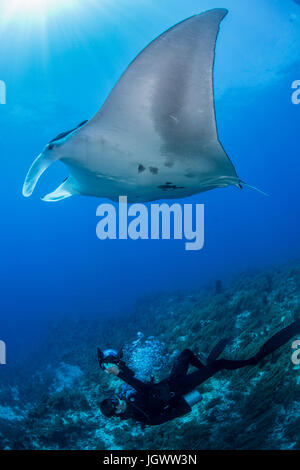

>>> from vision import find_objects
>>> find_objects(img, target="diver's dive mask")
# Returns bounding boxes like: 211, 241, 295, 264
98, 348, 122, 370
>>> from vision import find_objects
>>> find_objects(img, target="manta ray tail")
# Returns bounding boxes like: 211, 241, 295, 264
22, 152, 55, 197
41, 178, 76, 202
240, 181, 269, 197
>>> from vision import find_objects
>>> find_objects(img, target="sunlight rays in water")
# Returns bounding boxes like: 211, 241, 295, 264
1, 0, 133, 22
3, 0, 79, 20
0, 0, 110, 77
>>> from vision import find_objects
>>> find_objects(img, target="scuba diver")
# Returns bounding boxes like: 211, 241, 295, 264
98, 319, 300, 426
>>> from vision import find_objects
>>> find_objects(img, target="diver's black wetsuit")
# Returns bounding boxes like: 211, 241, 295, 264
116, 319, 300, 426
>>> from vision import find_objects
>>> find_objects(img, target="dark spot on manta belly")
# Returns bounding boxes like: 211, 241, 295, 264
164, 161, 174, 168
185, 172, 196, 178
138, 164, 145, 173
149, 166, 158, 175
158, 182, 184, 191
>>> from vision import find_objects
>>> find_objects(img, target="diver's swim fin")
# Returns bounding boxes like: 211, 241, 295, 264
207, 338, 232, 365
255, 318, 300, 361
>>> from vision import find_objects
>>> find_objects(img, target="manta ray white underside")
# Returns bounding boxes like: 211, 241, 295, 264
23, 9, 245, 203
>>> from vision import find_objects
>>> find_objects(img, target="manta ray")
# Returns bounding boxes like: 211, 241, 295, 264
23, 9, 250, 203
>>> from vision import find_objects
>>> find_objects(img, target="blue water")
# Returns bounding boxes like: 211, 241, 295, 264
0, 0, 299, 360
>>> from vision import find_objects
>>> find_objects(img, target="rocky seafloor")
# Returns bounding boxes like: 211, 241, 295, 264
1, 263, 300, 450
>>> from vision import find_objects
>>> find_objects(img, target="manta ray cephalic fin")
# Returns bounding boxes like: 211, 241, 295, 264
22, 152, 56, 197
41, 179, 76, 202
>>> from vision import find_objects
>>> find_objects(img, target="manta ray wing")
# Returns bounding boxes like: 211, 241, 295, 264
87, 9, 234, 167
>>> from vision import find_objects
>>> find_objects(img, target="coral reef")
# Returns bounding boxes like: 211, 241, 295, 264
0, 263, 300, 450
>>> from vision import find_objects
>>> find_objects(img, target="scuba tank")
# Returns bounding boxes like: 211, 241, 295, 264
183, 389, 202, 407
